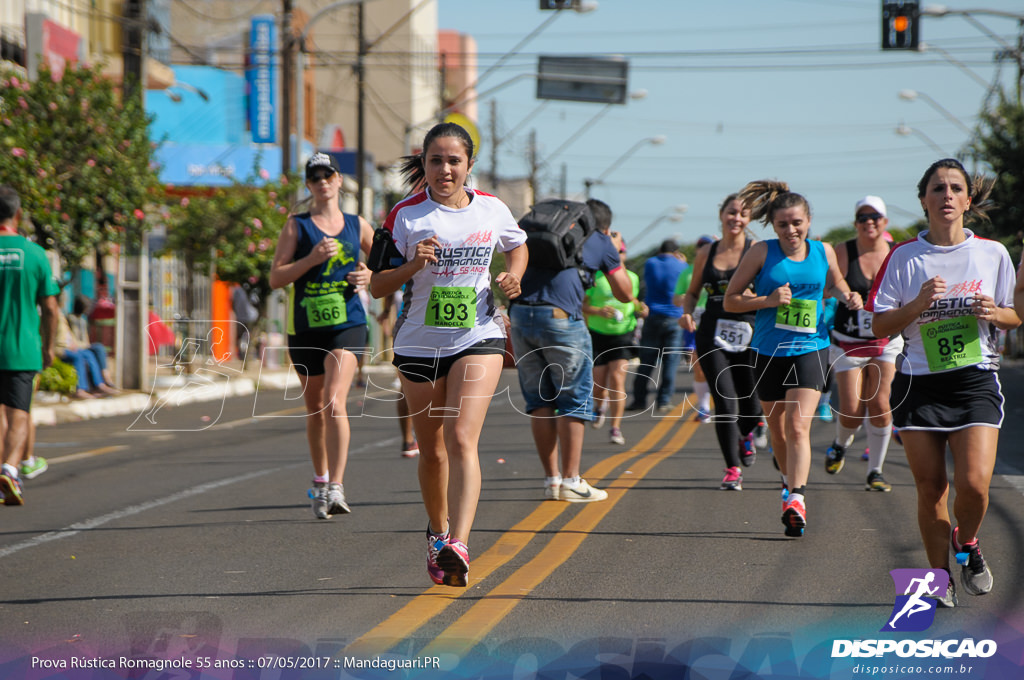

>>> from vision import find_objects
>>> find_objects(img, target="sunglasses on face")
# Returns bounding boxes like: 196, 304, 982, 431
855, 212, 884, 223
308, 171, 335, 182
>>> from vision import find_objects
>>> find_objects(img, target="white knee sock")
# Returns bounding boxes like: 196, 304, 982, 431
866, 423, 892, 472
694, 380, 711, 412
835, 423, 860, 449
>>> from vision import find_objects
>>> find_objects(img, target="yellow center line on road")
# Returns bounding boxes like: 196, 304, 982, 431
420, 413, 700, 658
46, 445, 128, 465
347, 398, 696, 657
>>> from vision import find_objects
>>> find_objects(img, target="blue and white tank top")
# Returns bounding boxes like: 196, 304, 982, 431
752, 239, 830, 357
287, 212, 367, 336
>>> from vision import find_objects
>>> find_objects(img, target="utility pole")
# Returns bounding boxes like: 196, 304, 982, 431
528, 129, 538, 202
281, 0, 293, 175
118, 0, 149, 391
356, 3, 367, 217
489, 99, 499, 190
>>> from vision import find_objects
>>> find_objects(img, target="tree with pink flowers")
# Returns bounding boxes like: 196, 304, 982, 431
160, 167, 296, 324
0, 62, 159, 274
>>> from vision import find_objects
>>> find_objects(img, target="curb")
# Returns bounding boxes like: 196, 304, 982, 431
31, 364, 399, 426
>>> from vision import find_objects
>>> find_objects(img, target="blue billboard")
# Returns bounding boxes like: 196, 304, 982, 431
248, 15, 276, 144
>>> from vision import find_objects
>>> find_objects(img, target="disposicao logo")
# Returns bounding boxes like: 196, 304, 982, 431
883, 568, 946, 632
830, 569, 998, 660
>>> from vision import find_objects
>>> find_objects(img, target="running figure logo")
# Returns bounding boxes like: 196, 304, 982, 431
883, 569, 948, 632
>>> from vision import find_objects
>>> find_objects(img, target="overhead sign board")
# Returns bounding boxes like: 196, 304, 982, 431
536, 56, 629, 105
248, 15, 276, 144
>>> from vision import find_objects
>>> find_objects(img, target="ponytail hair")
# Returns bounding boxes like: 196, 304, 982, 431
916, 158, 995, 222
738, 179, 811, 226
399, 122, 476, 193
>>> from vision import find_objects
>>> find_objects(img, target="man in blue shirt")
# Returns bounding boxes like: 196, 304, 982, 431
510, 199, 635, 503
629, 239, 687, 412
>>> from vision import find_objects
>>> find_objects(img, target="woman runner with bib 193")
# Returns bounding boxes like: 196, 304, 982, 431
870, 159, 1019, 607
270, 153, 373, 520
724, 180, 862, 537
369, 123, 527, 587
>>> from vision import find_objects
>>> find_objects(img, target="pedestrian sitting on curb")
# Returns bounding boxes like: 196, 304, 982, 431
57, 295, 119, 399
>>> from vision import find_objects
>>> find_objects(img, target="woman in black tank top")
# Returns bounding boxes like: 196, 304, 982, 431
678, 194, 765, 491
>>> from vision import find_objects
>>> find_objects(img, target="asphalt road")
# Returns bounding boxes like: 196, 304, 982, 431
2, 362, 1024, 679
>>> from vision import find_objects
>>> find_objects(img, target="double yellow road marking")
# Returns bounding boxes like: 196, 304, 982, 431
348, 399, 699, 657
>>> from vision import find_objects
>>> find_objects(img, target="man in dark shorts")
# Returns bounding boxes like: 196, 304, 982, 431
0, 185, 60, 505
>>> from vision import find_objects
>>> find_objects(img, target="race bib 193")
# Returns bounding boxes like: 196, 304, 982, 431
775, 298, 817, 334
921, 315, 982, 372
426, 286, 475, 328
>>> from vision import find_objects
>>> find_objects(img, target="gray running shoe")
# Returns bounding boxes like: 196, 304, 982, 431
952, 528, 992, 595
310, 481, 329, 520
326, 482, 351, 515
931, 575, 958, 608
753, 421, 769, 450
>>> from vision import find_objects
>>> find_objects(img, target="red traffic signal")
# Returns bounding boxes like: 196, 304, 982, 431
882, 1, 920, 50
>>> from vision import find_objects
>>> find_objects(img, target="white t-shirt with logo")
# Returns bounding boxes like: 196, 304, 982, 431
384, 188, 526, 358
869, 229, 1015, 376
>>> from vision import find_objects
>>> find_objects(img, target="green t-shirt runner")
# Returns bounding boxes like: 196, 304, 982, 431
0, 234, 60, 371
585, 270, 640, 336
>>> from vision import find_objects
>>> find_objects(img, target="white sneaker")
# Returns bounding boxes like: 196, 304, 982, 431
559, 478, 608, 503
591, 408, 606, 429
544, 478, 561, 500
326, 482, 350, 515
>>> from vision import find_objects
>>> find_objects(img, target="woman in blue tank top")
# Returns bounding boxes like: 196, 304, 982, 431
724, 180, 862, 538
270, 153, 374, 521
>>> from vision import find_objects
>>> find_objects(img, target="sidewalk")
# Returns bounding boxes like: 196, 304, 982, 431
31, 359, 397, 426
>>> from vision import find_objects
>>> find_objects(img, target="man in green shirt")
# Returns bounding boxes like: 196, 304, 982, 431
0, 185, 60, 505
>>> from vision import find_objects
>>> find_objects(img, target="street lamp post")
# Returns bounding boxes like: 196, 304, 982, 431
895, 122, 949, 156
583, 134, 667, 198
898, 88, 973, 135
630, 205, 688, 251
920, 5, 1024, 102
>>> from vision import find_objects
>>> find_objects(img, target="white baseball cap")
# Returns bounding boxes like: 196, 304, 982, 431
854, 195, 887, 218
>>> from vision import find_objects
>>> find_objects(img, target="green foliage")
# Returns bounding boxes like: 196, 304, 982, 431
0, 63, 159, 271
37, 357, 78, 395
161, 167, 299, 318
969, 87, 1024, 264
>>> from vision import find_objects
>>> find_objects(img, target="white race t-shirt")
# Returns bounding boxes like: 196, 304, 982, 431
384, 187, 526, 358
869, 229, 1015, 375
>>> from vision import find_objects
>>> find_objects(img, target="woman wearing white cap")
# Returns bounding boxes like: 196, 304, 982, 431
870, 158, 1019, 607
270, 152, 374, 520
823, 195, 904, 492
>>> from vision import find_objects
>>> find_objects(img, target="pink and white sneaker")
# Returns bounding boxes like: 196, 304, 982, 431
426, 525, 448, 585
437, 538, 470, 588
782, 497, 806, 537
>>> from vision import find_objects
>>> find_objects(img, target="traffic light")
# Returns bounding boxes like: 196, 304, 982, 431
882, 1, 920, 50
539, 0, 576, 9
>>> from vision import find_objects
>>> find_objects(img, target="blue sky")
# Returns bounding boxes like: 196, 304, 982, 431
435, 0, 1023, 250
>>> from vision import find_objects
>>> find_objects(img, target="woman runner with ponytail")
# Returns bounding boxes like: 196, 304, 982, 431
369, 123, 527, 587
724, 180, 862, 537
